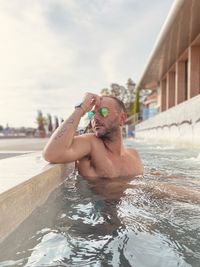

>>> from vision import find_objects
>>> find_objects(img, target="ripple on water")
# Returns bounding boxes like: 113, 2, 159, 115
0, 141, 200, 266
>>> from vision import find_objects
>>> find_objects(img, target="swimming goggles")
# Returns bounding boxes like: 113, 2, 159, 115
88, 107, 109, 120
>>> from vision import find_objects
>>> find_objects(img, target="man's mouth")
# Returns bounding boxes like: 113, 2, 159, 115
94, 124, 104, 129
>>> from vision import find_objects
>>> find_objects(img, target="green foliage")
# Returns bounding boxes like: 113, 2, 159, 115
47, 113, 53, 133
133, 88, 140, 114
100, 88, 110, 96
100, 78, 137, 116
128, 102, 135, 117
36, 110, 47, 131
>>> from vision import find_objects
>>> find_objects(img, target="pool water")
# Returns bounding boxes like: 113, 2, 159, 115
0, 140, 200, 267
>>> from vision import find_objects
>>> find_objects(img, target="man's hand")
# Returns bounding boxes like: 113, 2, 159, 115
81, 93, 101, 113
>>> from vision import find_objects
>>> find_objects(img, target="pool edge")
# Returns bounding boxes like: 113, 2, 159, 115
0, 154, 74, 243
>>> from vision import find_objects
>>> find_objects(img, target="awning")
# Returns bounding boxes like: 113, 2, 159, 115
136, 0, 200, 90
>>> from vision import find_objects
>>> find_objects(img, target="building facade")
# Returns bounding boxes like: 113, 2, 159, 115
135, 0, 200, 146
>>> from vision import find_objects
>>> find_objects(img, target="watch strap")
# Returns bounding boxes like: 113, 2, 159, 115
75, 102, 86, 115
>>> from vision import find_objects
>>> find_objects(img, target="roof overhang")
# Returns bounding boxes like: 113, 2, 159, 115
136, 0, 200, 90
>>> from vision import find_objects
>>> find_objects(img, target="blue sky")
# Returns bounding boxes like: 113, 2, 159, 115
0, 0, 174, 128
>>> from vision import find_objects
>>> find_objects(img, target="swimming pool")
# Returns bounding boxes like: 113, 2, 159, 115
0, 139, 200, 267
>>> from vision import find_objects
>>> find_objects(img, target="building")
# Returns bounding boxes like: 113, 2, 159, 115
135, 0, 200, 146
142, 89, 159, 121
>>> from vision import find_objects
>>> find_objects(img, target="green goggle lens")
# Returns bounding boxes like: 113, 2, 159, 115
99, 107, 109, 117
87, 107, 109, 120
88, 111, 95, 120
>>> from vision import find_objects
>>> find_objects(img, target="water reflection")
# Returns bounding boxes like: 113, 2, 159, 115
0, 140, 200, 266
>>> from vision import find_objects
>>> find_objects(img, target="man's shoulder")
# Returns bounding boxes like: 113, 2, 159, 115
126, 147, 140, 158
126, 147, 143, 175
78, 133, 102, 144
77, 133, 106, 159
78, 132, 95, 139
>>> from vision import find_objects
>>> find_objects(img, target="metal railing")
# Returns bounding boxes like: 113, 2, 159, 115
142, 108, 159, 121
125, 113, 139, 125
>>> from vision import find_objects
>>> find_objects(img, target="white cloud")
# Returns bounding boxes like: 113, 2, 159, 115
0, 0, 173, 127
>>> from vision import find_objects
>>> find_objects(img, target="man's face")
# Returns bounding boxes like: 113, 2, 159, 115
90, 97, 121, 139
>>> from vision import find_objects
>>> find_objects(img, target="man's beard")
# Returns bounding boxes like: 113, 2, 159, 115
95, 124, 118, 141
93, 116, 119, 141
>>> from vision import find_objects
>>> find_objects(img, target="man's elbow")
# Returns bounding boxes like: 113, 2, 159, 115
42, 149, 71, 164
42, 149, 58, 163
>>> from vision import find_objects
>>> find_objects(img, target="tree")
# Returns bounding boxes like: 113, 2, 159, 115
100, 78, 137, 117
54, 116, 59, 130
100, 88, 110, 96
110, 83, 127, 102
36, 110, 46, 130
36, 110, 47, 137
47, 113, 53, 134
133, 88, 140, 114
126, 78, 136, 103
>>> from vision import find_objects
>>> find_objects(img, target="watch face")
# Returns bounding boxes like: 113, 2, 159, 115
75, 102, 83, 108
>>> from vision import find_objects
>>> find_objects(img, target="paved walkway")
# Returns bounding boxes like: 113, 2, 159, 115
0, 138, 49, 160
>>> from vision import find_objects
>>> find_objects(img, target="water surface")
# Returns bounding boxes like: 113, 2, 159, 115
0, 140, 200, 267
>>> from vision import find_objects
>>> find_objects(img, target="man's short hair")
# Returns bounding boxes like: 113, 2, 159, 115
103, 96, 127, 113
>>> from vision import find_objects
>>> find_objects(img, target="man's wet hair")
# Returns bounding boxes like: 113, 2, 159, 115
103, 95, 127, 113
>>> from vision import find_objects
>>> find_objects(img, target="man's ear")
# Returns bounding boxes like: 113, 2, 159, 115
120, 112, 127, 125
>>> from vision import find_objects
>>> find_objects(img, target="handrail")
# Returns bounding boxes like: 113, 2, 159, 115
125, 113, 139, 125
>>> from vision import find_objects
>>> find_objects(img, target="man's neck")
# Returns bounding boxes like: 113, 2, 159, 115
102, 129, 124, 155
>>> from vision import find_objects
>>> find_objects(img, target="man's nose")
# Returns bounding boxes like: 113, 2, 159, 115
93, 114, 101, 122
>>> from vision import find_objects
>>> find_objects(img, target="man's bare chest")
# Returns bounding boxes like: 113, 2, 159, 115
77, 153, 135, 178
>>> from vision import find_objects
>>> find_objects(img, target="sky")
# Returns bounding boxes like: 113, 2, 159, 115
0, 0, 174, 128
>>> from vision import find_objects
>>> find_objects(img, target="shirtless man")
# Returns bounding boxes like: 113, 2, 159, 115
43, 93, 143, 179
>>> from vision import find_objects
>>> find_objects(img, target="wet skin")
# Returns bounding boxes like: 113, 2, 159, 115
43, 93, 143, 179
76, 97, 143, 179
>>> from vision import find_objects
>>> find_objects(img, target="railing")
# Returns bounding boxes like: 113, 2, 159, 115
123, 113, 139, 138
125, 113, 139, 125
124, 109, 159, 138
142, 108, 159, 121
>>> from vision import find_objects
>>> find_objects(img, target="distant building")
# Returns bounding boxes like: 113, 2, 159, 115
135, 0, 200, 146
142, 90, 159, 120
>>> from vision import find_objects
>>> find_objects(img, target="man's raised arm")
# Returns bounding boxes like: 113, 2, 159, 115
42, 93, 100, 163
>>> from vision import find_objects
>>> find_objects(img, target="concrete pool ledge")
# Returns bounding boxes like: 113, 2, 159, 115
0, 152, 74, 243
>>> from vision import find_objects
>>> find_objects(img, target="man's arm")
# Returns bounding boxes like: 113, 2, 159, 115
42, 93, 100, 163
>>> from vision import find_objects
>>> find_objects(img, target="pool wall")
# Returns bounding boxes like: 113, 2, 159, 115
135, 94, 200, 146
0, 153, 73, 243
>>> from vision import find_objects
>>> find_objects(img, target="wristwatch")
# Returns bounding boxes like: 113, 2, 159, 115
75, 102, 86, 115
75, 102, 83, 109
